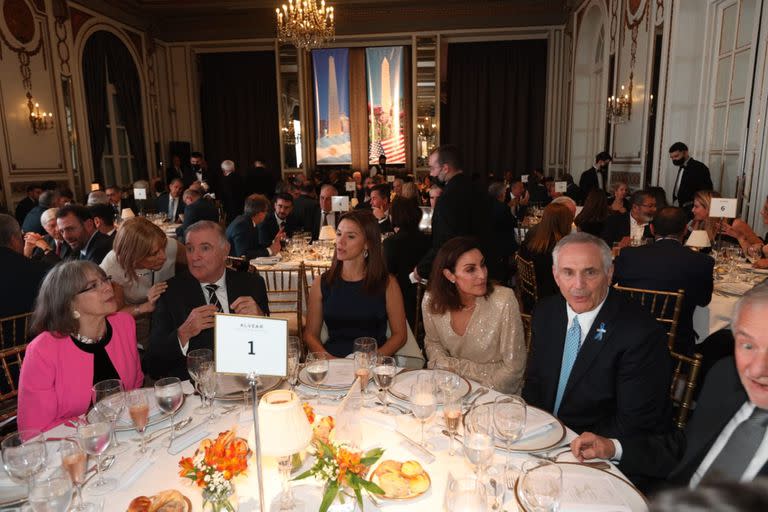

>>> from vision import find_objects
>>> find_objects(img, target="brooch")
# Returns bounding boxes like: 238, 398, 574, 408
594, 323, 607, 341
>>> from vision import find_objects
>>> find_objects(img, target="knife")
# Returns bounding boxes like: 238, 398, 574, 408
395, 430, 435, 463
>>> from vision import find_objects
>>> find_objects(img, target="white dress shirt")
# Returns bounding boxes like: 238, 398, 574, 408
565, 295, 608, 348
319, 210, 337, 232
629, 214, 648, 242
594, 166, 604, 190
179, 273, 229, 355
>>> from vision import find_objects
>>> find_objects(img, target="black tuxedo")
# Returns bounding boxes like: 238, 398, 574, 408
218, 172, 245, 225
377, 217, 393, 234
383, 229, 431, 332
522, 290, 672, 438
226, 214, 269, 259
579, 166, 609, 195
292, 195, 318, 228
613, 238, 714, 354
490, 200, 518, 258
78, 231, 113, 264
14, 197, 36, 224
144, 270, 269, 380
156, 193, 185, 223
618, 357, 768, 489
176, 198, 219, 240
258, 213, 299, 247
673, 158, 713, 208
599, 212, 653, 247
183, 167, 219, 193
0, 247, 49, 319
243, 167, 276, 198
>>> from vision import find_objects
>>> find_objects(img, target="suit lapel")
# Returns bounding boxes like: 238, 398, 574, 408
541, 299, 569, 408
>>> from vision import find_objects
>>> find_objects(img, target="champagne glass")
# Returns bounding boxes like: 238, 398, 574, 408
78, 422, 115, 495
494, 395, 527, 473
443, 393, 462, 456
154, 377, 184, 447
444, 476, 487, 512
126, 389, 151, 454
28, 475, 73, 512
187, 348, 213, 414
305, 352, 329, 403
287, 348, 300, 393
1, 430, 46, 496
353, 351, 373, 404
59, 438, 96, 512
198, 361, 219, 422
92, 379, 126, 455
372, 356, 396, 414
464, 404, 496, 483
410, 373, 436, 448
519, 460, 562, 512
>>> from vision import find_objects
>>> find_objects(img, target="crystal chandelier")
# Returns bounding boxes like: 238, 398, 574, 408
606, 83, 632, 124
276, 0, 335, 50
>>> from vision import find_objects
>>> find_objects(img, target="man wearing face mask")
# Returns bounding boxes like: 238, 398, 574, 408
579, 151, 612, 196
669, 142, 712, 211
183, 152, 218, 194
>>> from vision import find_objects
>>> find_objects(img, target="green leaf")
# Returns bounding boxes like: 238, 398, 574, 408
353, 484, 363, 509
359, 479, 385, 496
291, 469, 314, 481
319, 481, 339, 512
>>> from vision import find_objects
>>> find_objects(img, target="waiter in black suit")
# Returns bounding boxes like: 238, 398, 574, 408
614, 207, 714, 355
571, 283, 768, 490
522, 232, 671, 439
144, 221, 269, 380
579, 151, 612, 196
258, 193, 299, 246
183, 152, 218, 194
599, 189, 657, 248
669, 142, 713, 210
56, 204, 113, 264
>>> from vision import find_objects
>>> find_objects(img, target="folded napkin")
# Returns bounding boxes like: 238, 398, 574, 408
716, 281, 753, 295
167, 423, 211, 455
251, 254, 282, 266
322, 359, 356, 388
513, 413, 557, 443
117, 448, 156, 489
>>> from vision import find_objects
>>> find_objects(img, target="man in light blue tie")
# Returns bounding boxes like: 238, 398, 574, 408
522, 232, 672, 439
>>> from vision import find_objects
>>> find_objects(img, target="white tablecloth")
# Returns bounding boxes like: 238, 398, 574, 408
693, 293, 738, 342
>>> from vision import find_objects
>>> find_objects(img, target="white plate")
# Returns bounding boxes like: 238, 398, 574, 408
516, 462, 648, 512
215, 374, 282, 401
299, 358, 356, 390
387, 369, 471, 406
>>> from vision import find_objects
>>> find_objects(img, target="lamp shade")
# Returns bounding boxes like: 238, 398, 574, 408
685, 230, 711, 248
318, 225, 336, 241
258, 390, 312, 457
120, 208, 135, 219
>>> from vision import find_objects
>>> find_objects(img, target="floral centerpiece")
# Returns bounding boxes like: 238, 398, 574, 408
178, 429, 249, 512
294, 404, 384, 512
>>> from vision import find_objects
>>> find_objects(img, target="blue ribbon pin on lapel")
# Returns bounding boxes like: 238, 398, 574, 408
594, 322, 607, 341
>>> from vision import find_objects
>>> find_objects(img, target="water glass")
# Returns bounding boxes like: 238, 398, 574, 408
519, 460, 562, 512
372, 356, 396, 414
305, 352, 329, 402
464, 404, 496, 482
92, 379, 126, 455
493, 395, 527, 472
444, 475, 487, 512
78, 422, 115, 494
28, 474, 73, 512
187, 348, 213, 414
59, 438, 96, 511
410, 373, 436, 447
198, 361, 219, 422
1, 430, 46, 496
154, 377, 184, 447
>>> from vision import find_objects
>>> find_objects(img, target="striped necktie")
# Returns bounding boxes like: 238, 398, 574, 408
701, 407, 768, 483
205, 284, 223, 312
554, 316, 581, 415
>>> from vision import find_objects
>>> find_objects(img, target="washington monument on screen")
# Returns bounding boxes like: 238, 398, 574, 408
328, 55, 341, 136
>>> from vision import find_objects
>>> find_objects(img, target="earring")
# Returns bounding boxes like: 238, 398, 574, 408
364, 249, 369, 258
72, 310, 80, 319
449, 279, 456, 284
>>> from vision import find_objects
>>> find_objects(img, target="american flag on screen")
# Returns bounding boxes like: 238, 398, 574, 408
369, 135, 406, 163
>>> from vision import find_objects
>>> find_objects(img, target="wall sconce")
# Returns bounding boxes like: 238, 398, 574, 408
26, 92, 53, 134
281, 124, 300, 145
606, 84, 632, 124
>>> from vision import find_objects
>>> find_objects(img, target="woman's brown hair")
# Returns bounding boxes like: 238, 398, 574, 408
525, 202, 573, 254
321, 209, 388, 295
427, 236, 493, 315
113, 217, 167, 283
575, 188, 609, 227
691, 189, 721, 241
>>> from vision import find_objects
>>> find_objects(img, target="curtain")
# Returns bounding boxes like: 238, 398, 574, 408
442, 40, 548, 179
82, 35, 108, 180
198, 52, 280, 175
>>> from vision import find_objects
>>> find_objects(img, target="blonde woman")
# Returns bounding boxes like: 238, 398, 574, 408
608, 181, 630, 214
100, 217, 186, 347
399, 181, 420, 202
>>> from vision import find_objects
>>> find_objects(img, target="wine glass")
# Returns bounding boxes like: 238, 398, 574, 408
372, 356, 396, 414
1, 430, 46, 496
519, 460, 562, 512
443, 393, 462, 456
198, 361, 219, 422
494, 395, 527, 472
28, 474, 73, 512
353, 337, 377, 359
187, 348, 213, 414
444, 475, 487, 512
126, 389, 151, 454
154, 377, 184, 447
464, 404, 496, 483
77, 421, 115, 495
305, 352, 329, 403
353, 351, 374, 404
92, 379, 126, 455
59, 438, 96, 511
410, 373, 436, 448
429, 359, 460, 402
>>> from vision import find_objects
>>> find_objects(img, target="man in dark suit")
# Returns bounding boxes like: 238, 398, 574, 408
14, 185, 41, 224
488, 181, 518, 276
370, 184, 393, 234
227, 194, 283, 259
522, 232, 672, 439
304, 184, 340, 240
105, 185, 137, 217
24, 207, 75, 264
669, 141, 713, 210
243, 158, 276, 199
144, 220, 269, 380
579, 151, 612, 196
89, 204, 117, 239
571, 283, 768, 490
415, 145, 500, 280
165, 155, 186, 185
292, 183, 318, 226
0, 214, 49, 319
156, 178, 185, 222
183, 152, 218, 194
613, 207, 714, 355
600, 189, 657, 248
258, 193, 299, 246
218, 160, 245, 225
509, 179, 530, 220
56, 204, 113, 264
22, 190, 60, 235
176, 189, 219, 240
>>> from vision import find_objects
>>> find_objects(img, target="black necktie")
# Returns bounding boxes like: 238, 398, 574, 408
672, 166, 684, 203
205, 284, 223, 312
321, 211, 329, 227
701, 407, 768, 483
279, 221, 285, 231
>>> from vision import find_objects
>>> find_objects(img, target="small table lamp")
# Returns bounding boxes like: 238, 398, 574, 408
259, 390, 312, 511
120, 208, 135, 220
318, 225, 336, 241
685, 230, 711, 250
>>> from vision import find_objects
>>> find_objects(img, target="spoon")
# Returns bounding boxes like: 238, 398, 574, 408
82, 455, 116, 486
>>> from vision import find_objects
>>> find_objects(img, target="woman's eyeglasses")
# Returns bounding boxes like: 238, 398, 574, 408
76, 275, 113, 295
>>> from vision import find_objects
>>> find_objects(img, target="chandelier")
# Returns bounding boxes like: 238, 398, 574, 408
26, 92, 53, 134
276, 0, 335, 50
606, 84, 632, 124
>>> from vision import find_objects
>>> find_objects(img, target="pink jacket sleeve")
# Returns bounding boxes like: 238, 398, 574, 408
17, 334, 61, 433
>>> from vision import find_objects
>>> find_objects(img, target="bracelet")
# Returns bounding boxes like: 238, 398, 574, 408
133, 305, 142, 316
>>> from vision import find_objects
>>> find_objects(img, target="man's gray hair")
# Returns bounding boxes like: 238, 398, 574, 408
552, 232, 613, 274
87, 190, 109, 206
40, 207, 59, 226
183, 188, 201, 201
243, 194, 270, 217
221, 160, 235, 171
38, 190, 59, 209
320, 184, 338, 195
733, 282, 768, 325
0, 214, 21, 247
551, 195, 577, 209
185, 220, 227, 248
488, 182, 506, 199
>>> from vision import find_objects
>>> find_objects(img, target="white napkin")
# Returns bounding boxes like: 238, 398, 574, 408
251, 254, 282, 265
167, 423, 211, 455
515, 413, 557, 443
117, 448, 156, 489
716, 281, 753, 295
323, 359, 356, 387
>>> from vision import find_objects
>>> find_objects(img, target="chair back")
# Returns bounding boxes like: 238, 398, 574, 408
514, 255, 538, 314
0, 344, 27, 427
520, 313, 533, 354
0, 312, 34, 349
252, 267, 303, 340
301, 262, 330, 303
613, 285, 684, 350
225, 255, 249, 272
669, 351, 703, 430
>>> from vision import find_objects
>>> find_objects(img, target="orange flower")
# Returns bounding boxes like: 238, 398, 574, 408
313, 416, 335, 445
178, 429, 250, 487
303, 402, 316, 425
335, 446, 366, 485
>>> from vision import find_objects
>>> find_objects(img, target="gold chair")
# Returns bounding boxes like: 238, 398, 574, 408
613, 285, 684, 351
520, 313, 533, 354
0, 344, 27, 428
300, 262, 330, 306
225, 255, 248, 272
254, 267, 303, 341
0, 312, 34, 350
515, 255, 538, 314
669, 351, 703, 430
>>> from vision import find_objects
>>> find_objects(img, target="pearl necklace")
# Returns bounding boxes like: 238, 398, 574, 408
72, 332, 104, 345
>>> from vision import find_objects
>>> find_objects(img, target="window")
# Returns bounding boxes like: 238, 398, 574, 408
101, 81, 137, 186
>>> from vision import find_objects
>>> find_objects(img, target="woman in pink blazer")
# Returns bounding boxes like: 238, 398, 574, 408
18, 261, 144, 432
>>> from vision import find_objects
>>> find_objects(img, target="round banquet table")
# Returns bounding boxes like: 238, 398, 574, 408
42, 376, 647, 512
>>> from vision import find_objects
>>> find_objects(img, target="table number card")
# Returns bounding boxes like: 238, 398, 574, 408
555, 181, 567, 193
345, 181, 356, 192
133, 188, 147, 200
332, 195, 350, 212
214, 314, 287, 377
710, 198, 737, 218
521, 174, 529, 183
387, 175, 396, 183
